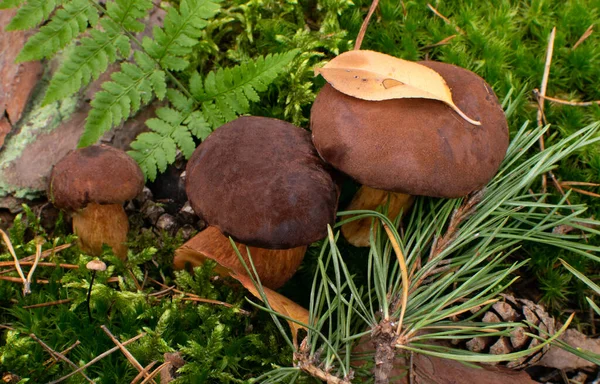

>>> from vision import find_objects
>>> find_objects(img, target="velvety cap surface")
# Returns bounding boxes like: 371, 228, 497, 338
186, 116, 339, 249
48, 145, 144, 210
310, 61, 509, 198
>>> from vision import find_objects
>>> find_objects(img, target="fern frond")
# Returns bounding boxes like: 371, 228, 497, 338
127, 50, 298, 181
79, 51, 166, 147
128, 107, 196, 181
142, 0, 220, 71
105, 0, 153, 33
16, 0, 99, 62
0, 0, 25, 10
42, 19, 130, 105
192, 50, 300, 128
5, 0, 62, 30
42, 0, 153, 105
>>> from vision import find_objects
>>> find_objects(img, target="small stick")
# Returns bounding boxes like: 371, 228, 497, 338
0, 261, 79, 269
149, 278, 251, 315
139, 362, 170, 384
24, 237, 45, 295
0, 243, 73, 275
48, 333, 146, 384
44, 340, 81, 366
354, 0, 380, 50
560, 181, 600, 187
130, 361, 158, 384
30, 334, 94, 383
101, 325, 156, 384
421, 34, 457, 50
147, 286, 175, 297
427, 3, 465, 35
0, 324, 15, 330
533, 90, 600, 107
23, 298, 73, 309
0, 229, 28, 293
536, 27, 557, 194
562, 186, 600, 199
0, 276, 119, 284
573, 25, 593, 50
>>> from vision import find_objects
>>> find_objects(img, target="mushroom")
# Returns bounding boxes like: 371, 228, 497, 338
174, 116, 339, 289
85, 259, 107, 321
48, 145, 144, 259
311, 61, 509, 246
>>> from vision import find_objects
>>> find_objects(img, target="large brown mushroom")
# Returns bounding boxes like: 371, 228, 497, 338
48, 145, 144, 259
174, 116, 339, 289
311, 61, 509, 245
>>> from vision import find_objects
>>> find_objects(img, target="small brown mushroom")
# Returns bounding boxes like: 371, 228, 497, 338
174, 116, 339, 289
48, 145, 144, 259
311, 61, 509, 246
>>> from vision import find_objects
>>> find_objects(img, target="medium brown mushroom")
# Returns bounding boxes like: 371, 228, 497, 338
48, 145, 144, 259
311, 61, 509, 246
174, 116, 339, 289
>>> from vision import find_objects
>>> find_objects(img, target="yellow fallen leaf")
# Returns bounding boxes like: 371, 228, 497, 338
232, 272, 309, 344
315, 50, 480, 126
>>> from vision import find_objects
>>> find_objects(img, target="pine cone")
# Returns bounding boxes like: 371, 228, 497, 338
452, 294, 556, 369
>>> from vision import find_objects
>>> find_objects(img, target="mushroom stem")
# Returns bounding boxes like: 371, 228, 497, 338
72, 203, 129, 259
341, 186, 414, 247
86, 270, 96, 322
173, 226, 306, 290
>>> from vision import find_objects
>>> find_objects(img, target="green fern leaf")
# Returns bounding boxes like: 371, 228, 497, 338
5, 0, 62, 30
105, 0, 153, 32
142, 0, 220, 71
167, 89, 195, 112
42, 19, 130, 105
187, 111, 211, 140
0, 0, 25, 9
194, 49, 299, 128
79, 53, 164, 147
16, 0, 98, 62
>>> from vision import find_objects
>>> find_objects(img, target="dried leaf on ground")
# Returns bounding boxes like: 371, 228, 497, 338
315, 50, 480, 125
232, 273, 309, 342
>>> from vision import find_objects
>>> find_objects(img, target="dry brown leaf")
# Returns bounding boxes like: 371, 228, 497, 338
315, 50, 480, 126
232, 272, 309, 343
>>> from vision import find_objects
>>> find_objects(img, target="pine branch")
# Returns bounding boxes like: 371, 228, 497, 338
16, 0, 98, 62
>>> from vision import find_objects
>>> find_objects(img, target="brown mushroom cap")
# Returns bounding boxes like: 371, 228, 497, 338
310, 61, 509, 198
48, 145, 144, 211
186, 116, 339, 249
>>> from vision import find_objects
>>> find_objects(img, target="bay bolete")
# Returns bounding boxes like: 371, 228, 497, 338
48, 145, 144, 259
311, 61, 509, 246
174, 116, 339, 289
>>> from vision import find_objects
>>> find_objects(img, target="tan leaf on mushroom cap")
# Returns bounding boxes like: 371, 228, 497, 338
315, 50, 480, 125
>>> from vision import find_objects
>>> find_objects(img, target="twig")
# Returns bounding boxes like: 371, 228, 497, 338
0, 261, 79, 269
0, 276, 119, 284
0, 229, 28, 293
533, 90, 600, 107
147, 285, 175, 297
561, 186, 600, 199
295, 351, 351, 384
24, 237, 44, 295
44, 340, 81, 366
354, 0, 380, 50
130, 361, 158, 384
101, 326, 156, 384
0, 243, 72, 275
536, 27, 556, 194
427, 4, 465, 35
421, 34, 457, 50
22, 298, 73, 309
573, 25, 593, 50
30, 334, 93, 383
149, 278, 251, 315
139, 362, 170, 384
0, 324, 15, 330
48, 333, 146, 384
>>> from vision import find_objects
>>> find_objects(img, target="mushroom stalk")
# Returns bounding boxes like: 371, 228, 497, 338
341, 186, 414, 247
174, 226, 306, 290
72, 203, 129, 259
